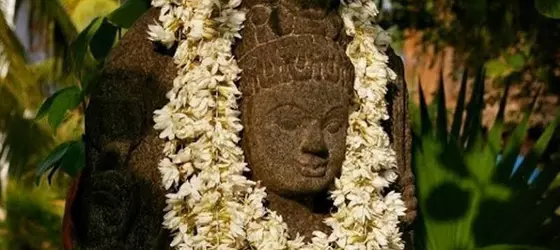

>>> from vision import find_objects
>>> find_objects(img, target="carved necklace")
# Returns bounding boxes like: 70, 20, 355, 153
149, 0, 406, 249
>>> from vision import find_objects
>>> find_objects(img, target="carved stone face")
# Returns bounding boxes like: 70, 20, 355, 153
243, 80, 350, 196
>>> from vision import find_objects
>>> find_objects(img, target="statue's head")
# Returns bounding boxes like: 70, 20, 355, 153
235, 0, 354, 196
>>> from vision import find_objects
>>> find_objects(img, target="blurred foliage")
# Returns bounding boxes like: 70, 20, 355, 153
0, 183, 65, 250
0, 0, 150, 182
0, 0, 106, 182
535, 0, 560, 19
35, 0, 150, 183
412, 68, 560, 249
379, 0, 560, 90
1, 3, 66, 181
0, 1, 142, 249
69, 0, 119, 31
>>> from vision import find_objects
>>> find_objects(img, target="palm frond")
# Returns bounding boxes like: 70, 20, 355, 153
0, 6, 72, 179
413, 67, 560, 249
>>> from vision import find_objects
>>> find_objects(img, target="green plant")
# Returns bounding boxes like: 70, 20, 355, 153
535, 0, 560, 19
0, 0, 125, 181
413, 68, 560, 249
34, 0, 150, 184
0, 183, 65, 250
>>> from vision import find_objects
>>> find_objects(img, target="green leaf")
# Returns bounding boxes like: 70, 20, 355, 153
487, 83, 510, 153
463, 67, 485, 147
71, 0, 119, 31
413, 134, 477, 249
418, 80, 432, 135
451, 68, 468, 141
47, 161, 61, 185
34, 90, 63, 121
89, 19, 118, 61
46, 87, 83, 131
495, 82, 510, 124
107, 0, 150, 28
70, 17, 105, 76
466, 131, 496, 184
35, 142, 72, 185
59, 140, 85, 177
505, 54, 525, 71
494, 93, 540, 182
532, 161, 560, 195
512, 114, 558, 186
496, 113, 530, 182
536, 0, 560, 19
436, 69, 448, 141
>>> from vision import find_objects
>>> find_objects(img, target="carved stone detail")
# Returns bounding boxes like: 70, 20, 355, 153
67, 2, 415, 249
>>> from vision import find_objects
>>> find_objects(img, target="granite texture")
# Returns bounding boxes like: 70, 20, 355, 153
66, 1, 416, 249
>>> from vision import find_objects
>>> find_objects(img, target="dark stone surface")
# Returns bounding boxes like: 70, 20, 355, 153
68, 1, 416, 249
71, 8, 175, 250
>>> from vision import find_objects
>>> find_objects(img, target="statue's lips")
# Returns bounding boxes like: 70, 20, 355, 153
297, 162, 328, 177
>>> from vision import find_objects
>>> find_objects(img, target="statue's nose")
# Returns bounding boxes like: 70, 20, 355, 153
97, 141, 131, 171
301, 120, 329, 159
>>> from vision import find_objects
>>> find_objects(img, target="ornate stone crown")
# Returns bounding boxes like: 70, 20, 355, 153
234, 0, 354, 96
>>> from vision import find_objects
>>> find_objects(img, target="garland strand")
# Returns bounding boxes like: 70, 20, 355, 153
149, 0, 405, 249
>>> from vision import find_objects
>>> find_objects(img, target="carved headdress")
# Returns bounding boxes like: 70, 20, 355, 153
234, 0, 354, 96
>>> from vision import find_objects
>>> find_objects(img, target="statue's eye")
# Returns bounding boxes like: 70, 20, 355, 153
325, 119, 343, 133
277, 117, 300, 131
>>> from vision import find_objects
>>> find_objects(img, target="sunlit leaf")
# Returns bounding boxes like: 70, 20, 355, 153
70, 0, 119, 31
413, 64, 558, 249
34, 91, 64, 121
37, 87, 83, 131
413, 134, 477, 249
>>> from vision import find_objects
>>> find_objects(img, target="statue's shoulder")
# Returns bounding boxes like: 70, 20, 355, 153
386, 47, 417, 228
92, 8, 176, 101
85, 7, 175, 153
103, 8, 162, 75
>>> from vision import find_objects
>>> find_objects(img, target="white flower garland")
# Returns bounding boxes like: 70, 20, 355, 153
149, 0, 406, 249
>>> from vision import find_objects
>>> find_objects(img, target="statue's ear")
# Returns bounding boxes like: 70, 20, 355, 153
386, 47, 417, 226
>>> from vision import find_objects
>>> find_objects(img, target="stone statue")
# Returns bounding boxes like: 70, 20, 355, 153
64, 1, 415, 249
